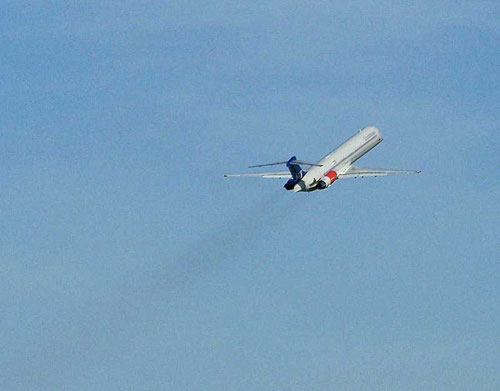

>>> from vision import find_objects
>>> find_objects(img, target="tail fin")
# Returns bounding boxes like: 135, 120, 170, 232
286, 156, 305, 180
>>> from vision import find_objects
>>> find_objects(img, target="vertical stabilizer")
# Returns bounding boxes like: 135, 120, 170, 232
286, 156, 305, 180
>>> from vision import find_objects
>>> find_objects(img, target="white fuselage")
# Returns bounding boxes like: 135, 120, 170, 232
294, 126, 383, 192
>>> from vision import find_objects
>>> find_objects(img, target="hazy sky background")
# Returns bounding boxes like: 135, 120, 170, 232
1, 1, 499, 390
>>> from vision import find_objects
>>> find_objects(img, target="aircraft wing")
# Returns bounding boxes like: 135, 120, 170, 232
339, 165, 421, 178
224, 171, 292, 179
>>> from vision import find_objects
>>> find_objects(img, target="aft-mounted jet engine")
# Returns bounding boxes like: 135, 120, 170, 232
317, 170, 338, 189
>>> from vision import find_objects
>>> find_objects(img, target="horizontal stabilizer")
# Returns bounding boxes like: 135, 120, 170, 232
248, 161, 289, 168
248, 160, 322, 168
339, 166, 421, 178
224, 171, 292, 179
291, 160, 323, 167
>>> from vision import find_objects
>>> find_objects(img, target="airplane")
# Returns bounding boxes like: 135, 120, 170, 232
224, 126, 420, 192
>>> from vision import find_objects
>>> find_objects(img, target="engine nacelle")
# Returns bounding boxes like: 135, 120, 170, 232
317, 170, 338, 190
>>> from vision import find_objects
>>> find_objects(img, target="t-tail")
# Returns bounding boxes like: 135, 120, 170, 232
240, 155, 321, 190
284, 156, 306, 190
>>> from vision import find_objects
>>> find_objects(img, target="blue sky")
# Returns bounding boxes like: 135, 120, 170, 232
1, 1, 499, 390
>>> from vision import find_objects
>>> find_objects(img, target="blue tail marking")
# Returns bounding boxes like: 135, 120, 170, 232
286, 156, 306, 180
283, 156, 307, 190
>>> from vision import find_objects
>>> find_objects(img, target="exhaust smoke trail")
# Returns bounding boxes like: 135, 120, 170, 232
138, 188, 296, 309
2, 189, 299, 389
